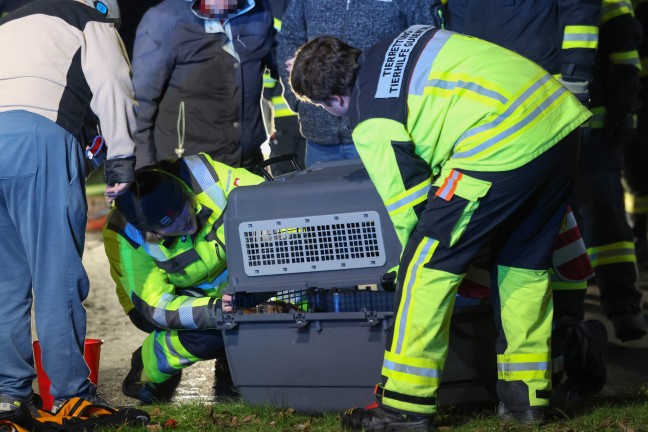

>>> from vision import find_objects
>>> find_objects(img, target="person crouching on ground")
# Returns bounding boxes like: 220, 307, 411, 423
103, 153, 263, 403
289, 28, 591, 430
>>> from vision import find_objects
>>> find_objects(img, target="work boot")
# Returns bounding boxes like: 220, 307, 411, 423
563, 319, 608, 395
609, 307, 646, 342
341, 402, 435, 431
122, 347, 181, 404
214, 353, 238, 398
0, 393, 41, 419
497, 401, 546, 424
51, 384, 111, 413
496, 381, 547, 424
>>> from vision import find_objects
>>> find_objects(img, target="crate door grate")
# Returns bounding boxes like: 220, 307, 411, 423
239, 211, 387, 276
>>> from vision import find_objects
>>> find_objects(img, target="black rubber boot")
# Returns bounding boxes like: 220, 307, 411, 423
214, 352, 239, 398
497, 381, 547, 425
341, 403, 435, 431
122, 346, 181, 404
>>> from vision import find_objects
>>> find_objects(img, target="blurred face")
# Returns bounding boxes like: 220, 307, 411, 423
201, 0, 238, 15
153, 201, 197, 237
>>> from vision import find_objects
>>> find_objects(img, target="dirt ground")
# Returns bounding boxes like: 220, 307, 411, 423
34, 195, 648, 410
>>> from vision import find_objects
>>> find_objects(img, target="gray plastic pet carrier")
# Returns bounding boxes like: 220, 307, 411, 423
217, 160, 497, 413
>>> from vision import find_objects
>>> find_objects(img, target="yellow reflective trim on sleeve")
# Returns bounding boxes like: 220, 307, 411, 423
625, 192, 648, 214
602, 0, 634, 23
263, 74, 277, 88
271, 96, 296, 117
610, 50, 642, 70
587, 241, 636, 267
273, 17, 282, 31
562, 25, 599, 50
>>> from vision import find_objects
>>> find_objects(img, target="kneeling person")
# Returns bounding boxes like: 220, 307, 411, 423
103, 153, 263, 403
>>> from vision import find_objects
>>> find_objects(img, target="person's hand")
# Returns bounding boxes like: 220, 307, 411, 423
221, 294, 234, 313
285, 57, 295, 73
105, 182, 131, 203
557, 77, 590, 106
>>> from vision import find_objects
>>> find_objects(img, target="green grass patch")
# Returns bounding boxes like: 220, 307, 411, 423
108, 389, 648, 432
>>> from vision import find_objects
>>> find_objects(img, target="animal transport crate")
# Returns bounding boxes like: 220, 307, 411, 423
218, 160, 497, 413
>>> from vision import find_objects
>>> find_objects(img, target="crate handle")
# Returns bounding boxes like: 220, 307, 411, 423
255, 153, 303, 181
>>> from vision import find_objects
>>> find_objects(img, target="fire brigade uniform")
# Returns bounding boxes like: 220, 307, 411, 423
348, 26, 590, 415
624, 0, 648, 263
430, 0, 602, 385
573, 0, 645, 339
103, 154, 263, 384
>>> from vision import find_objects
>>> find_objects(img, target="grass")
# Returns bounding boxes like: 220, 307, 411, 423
108, 388, 648, 432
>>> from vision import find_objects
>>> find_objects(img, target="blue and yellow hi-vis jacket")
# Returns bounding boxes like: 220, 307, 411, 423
103, 153, 263, 329
349, 26, 591, 248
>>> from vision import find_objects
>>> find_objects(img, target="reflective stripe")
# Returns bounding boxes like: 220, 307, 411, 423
272, 96, 296, 117
625, 193, 648, 214
153, 294, 172, 328
395, 238, 438, 354
165, 333, 193, 367
385, 179, 432, 214
273, 17, 281, 31
424, 79, 508, 104
383, 359, 441, 379
435, 169, 462, 200
195, 270, 228, 290
452, 74, 551, 150
409, 30, 452, 96
183, 156, 227, 210
453, 76, 566, 159
143, 242, 167, 262
562, 25, 599, 49
602, 0, 633, 23
587, 241, 636, 267
178, 297, 198, 328
497, 361, 549, 372
610, 51, 642, 70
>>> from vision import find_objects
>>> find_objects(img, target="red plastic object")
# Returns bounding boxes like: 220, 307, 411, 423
32, 338, 103, 411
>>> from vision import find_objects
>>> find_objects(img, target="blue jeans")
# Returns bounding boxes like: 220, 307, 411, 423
305, 140, 360, 167
0, 111, 91, 400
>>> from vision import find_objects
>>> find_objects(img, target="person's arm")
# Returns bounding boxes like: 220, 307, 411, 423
352, 119, 432, 251
557, 0, 602, 101
276, 0, 306, 113
599, 0, 643, 145
130, 10, 175, 169
81, 20, 136, 186
103, 224, 222, 330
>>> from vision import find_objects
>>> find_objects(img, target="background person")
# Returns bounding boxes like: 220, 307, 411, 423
0, 0, 136, 415
131, 0, 276, 171
277, 0, 436, 167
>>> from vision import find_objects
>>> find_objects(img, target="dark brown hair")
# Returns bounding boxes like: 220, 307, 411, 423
289, 36, 362, 103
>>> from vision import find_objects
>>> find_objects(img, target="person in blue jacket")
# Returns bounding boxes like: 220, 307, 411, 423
131, 0, 276, 171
